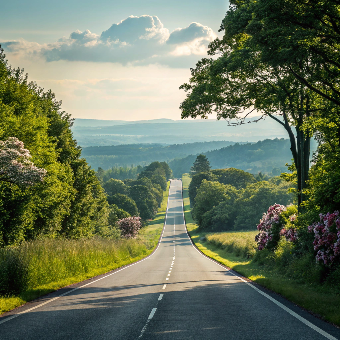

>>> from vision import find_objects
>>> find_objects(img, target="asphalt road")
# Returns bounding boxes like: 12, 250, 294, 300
1, 179, 340, 339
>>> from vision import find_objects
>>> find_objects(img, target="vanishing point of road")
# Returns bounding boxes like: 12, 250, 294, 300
1, 179, 340, 339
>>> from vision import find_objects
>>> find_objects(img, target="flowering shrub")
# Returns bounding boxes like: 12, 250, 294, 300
308, 211, 340, 266
0, 137, 46, 186
117, 216, 142, 239
280, 227, 299, 243
255, 204, 286, 250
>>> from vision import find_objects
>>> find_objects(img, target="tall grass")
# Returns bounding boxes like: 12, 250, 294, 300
0, 182, 170, 314
206, 231, 258, 258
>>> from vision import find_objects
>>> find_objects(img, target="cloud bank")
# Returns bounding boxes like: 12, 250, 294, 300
1, 15, 216, 67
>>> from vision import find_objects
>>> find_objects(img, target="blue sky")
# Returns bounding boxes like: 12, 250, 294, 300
1, 0, 229, 120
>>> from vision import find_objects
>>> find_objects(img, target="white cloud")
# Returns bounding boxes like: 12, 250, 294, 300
167, 22, 215, 45
1, 15, 216, 68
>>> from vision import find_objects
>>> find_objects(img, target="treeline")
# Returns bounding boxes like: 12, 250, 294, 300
0, 49, 113, 246
97, 165, 143, 182
189, 167, 293, 231
170, 138, 317, 178
81, 141, 235, 170
0, 48, 169, 247
99, 162, 172, 222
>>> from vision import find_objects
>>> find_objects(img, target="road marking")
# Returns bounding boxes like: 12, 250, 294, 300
158, 294, 163, 301
138, 308, 158, 339
162, 284, 166, 289
148, 308, 157, 320
166, 278, 169, 280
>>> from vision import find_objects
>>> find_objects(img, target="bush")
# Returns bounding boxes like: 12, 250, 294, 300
255, 204, 287, 250
308, 211, 340, 266
117, 216, 142, 239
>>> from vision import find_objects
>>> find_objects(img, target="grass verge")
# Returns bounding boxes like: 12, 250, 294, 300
0, 182, 170, 315
182, 174, 340, 326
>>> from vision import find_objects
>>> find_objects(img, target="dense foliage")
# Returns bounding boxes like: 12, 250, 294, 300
100, 161, 171, 223
0, 49, 112, 246
96, 165, 143, 182
189, 163, 293, 231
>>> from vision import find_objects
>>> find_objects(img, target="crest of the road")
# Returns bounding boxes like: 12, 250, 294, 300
1, 180, 339, 339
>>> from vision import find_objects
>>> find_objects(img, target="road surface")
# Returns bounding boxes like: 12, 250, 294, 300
1, 179, 339, 339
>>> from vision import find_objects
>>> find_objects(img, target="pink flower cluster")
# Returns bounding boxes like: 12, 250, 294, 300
255, 204, 286, 250
117, 216, 142, 239
0, 137, 46, 186
308, 211, 340, 266
280, 227, 298, 242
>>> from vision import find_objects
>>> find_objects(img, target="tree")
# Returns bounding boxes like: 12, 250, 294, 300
246, 0, 340, 110
0, 137, 46, 186
129, 184, 158, 221
180, 1, 316, 208
200, 184, 239, 231
192, 180, 228, 225
190, 154, 211, 175
103, 178, 127, 196
212, 168, 255, 189
108, 193, 138, 216
188, 171, 217, 204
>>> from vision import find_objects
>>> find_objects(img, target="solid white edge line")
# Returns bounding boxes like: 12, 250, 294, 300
0, 181, 174, 326
180, 179, 338, 340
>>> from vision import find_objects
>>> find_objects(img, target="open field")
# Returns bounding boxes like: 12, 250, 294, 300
0, 183, 169, 315
182, 174, 340, 326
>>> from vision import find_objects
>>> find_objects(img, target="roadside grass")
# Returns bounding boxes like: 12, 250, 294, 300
182, 174, 340, 326
0, 182, 169, 315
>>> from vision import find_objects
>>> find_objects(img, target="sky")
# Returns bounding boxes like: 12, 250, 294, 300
1, 0, 230, 121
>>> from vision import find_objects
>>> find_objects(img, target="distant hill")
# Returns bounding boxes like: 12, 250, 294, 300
72, 117, 288, 147
81, 141, 237, 170
169, 138, 318, 178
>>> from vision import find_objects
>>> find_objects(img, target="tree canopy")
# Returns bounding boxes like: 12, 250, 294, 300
179, 0, 340, 208
0, 48, 110, 246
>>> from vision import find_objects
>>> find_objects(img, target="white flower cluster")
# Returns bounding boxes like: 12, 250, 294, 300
0, 137, 47, 186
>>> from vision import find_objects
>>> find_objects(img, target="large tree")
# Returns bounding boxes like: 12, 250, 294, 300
190, 154, 211, 175
179, 0, 326, 207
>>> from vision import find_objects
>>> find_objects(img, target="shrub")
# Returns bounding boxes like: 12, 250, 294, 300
308, 211, 340, 266
117, 216, 142, 239
255, 204, 298, 251
255, 204, 286, 250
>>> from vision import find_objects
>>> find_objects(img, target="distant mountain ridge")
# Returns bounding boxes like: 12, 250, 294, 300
81, 141, 238, 170
72, 117, 288, 147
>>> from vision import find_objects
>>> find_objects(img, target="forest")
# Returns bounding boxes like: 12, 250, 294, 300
81, 141, 235, 169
